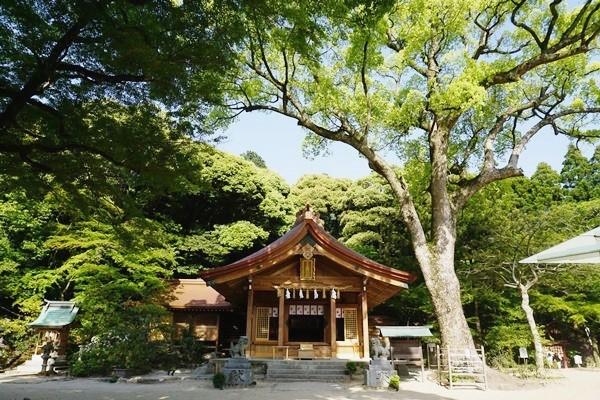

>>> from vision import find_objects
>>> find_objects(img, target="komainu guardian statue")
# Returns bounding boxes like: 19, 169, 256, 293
229, 336, 248, 358
370, 336, 391, 360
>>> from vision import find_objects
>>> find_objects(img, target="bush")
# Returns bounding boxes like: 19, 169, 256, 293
213, 372, 226, 389
389, 374, 400, 391
344, 361, 358, 377
510, 364, 540, 379
488, 349, 518, 370
69, 326, 163, 376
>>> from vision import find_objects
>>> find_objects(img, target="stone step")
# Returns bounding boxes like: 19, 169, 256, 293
267, 362, 346, 369
268, 368, 346, 374
267, 374, 349, 382
267, 364, 347, 370
268, 369, 346, 374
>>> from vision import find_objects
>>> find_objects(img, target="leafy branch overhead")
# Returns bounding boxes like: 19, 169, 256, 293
0, 0, 244, 189
223, 0, 600, 215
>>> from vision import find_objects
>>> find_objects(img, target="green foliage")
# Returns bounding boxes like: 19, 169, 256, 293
0, 0, 246, 193
389, 374, 400, 391
70, 321, 168, 376
213, 372, 226, 389
344, 361, 358, 377
561, 145, 597, 201
288, 174, 351, 236
484, 323, 537, 367
0, 142, 294, 367
241, 150, 267, 168
458, 167, 600, 366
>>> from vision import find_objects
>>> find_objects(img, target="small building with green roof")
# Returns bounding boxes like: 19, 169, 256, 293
29, 300, 79, 356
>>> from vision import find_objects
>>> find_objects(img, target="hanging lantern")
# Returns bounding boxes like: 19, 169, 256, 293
331, 288, 337, 300
313, 289, 319, 299
299, 288, 304, 299
285, 288, 291, 299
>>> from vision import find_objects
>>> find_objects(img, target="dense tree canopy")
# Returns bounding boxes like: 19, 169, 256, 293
0, 143, 294, 369
0, 0, 245, 197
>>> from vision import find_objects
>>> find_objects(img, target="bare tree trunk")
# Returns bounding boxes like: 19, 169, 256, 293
369, 152, 476, 352
520, 284, 545, 375
419, 242, 476, 352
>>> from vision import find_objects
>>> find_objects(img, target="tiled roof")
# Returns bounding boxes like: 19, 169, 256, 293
169, 279, 233, 311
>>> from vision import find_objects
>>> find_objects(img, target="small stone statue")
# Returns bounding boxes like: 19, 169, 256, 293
370, 336, 391, 360
229, 336, 248, 358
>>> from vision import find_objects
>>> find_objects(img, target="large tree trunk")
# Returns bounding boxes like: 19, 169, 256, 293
520, 284, 545, 375
417, 240, 476, 352
368, 146, 476, 352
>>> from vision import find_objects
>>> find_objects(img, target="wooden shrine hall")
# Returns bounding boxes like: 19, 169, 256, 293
201, 206, 415, 360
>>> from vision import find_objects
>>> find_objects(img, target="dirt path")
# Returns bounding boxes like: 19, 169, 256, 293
0, 369, 598, 400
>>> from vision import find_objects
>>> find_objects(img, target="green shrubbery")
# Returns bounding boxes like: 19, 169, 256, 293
70, 330, 159, 376
344, 361, 358, 377
344, 361, 368, 378
213, 372, 226, 389
389, 375, 400, 391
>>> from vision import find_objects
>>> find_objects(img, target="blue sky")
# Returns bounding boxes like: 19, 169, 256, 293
218, 111, 590, 184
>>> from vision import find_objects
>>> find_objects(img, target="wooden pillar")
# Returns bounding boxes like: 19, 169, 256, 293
330, 296, 337, 358
215, 313, 221, 354
245, 278, 253, 358
58, 327, 69, 355
278, 289, 285, 346
361, 290, 370, 360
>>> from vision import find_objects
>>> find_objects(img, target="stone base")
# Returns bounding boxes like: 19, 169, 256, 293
364, 359, 397, 387
222, 358, 255, 387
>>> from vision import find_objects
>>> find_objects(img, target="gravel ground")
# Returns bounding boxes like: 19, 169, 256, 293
0, 368, 598, 400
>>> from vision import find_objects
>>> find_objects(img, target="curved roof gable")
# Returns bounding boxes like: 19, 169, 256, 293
201, 207, 416, 286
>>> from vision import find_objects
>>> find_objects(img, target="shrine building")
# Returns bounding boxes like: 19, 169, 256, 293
174, 206, 416, 360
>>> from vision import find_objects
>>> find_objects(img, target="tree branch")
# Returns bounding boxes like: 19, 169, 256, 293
484, 1, 600, 87
453, 106, 600, 209
56, 63, 146, 84
0, 141, 130, 171
0, 16, 92, 130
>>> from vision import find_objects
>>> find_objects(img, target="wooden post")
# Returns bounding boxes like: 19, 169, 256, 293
360, 290, 369, 360
215, 313, 221, 356
420, 343, 425, 382
278, 289, 285, 346
245, 278, 253, 358
481, 345, 488, 391
447, 346, 453, 389
330, 296, 337, 359
436, 345, 440, 384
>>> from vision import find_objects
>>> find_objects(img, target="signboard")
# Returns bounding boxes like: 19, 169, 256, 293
310, 305, 317, 315
272, 307, 278, 318
297, 305, 303, 315
303, 305, 310, 315
317, 305, 324, 315
289, 305, 296, 315
574, 355, 582, 366
519, 347, 528, 359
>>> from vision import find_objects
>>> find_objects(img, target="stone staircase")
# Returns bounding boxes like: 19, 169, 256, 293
265, 360, 350, 382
